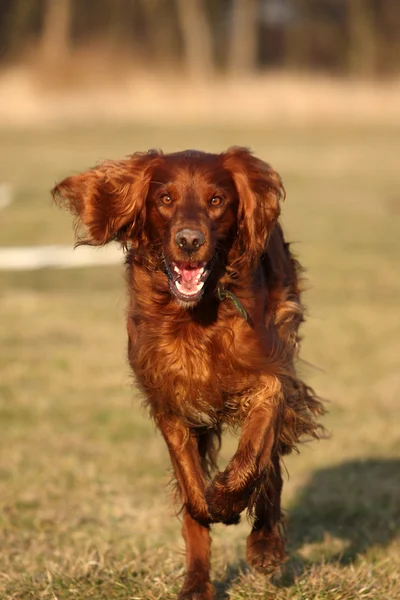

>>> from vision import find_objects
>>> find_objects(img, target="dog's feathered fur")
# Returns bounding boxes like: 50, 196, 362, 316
53, 147, 324, 600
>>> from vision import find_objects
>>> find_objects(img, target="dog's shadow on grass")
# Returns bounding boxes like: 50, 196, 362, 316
276, 458, 400, 585
212, 458, 400, 597
213, 560, 249, 599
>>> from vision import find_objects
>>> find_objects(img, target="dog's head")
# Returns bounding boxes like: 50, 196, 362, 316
53, 147, 284, 306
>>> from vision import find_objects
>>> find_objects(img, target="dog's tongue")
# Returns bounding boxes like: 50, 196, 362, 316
180, 265, 202, 285
175, 264, 204, 294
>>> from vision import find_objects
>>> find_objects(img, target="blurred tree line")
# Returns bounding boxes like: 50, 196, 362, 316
0, 0, 399, 78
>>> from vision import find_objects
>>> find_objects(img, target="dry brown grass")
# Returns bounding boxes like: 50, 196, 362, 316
1, 67, 400, 127
0, 121, 399, 598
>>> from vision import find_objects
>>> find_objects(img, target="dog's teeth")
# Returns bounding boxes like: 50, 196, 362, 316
195, 268, 205, 281
175, 280, 204, 296
173, 266, 180, 273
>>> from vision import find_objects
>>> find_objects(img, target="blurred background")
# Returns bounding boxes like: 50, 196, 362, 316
0, 0, 400, 123
2, 0, 400, 76
0, 2, 399, 599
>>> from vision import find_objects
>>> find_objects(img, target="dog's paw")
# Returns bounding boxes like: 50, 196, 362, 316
185, 502, 213, 528
246, 527, 287, 574
205, 472, 247, 525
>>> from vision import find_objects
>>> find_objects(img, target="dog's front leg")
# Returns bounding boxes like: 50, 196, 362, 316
156, 416, 214, 600
205, 393, 279, 525
246, 451, 287, 573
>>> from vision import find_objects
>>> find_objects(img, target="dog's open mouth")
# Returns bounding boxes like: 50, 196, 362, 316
166, 260, 210, 303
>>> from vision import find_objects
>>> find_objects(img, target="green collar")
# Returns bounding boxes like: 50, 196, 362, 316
217, 286, 250, 323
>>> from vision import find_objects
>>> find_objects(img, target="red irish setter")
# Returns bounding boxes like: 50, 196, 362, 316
53, 148, 323, 600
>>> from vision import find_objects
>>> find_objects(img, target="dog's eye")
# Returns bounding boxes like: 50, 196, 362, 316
210, 196, 224, 207
160, 194, 173, 206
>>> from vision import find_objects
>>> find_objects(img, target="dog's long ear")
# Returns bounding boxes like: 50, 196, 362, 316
223, 147, 284, 263
52, 151, 161, 249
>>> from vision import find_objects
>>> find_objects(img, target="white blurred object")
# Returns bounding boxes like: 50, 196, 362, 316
0, 182, 13, 209
0, 244, 124, 270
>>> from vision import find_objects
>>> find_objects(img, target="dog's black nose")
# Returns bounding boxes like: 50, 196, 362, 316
175, 229, 205, 253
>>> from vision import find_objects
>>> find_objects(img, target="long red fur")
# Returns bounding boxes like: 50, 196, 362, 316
53, 147, 324, 600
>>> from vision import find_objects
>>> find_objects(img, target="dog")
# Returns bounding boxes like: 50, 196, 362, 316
53, 147, 323, 600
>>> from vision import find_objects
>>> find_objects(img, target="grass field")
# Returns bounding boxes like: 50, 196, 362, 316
0, 122, 399, 599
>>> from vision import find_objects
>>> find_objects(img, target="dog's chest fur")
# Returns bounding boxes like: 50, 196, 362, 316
129, 305, 260, 425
